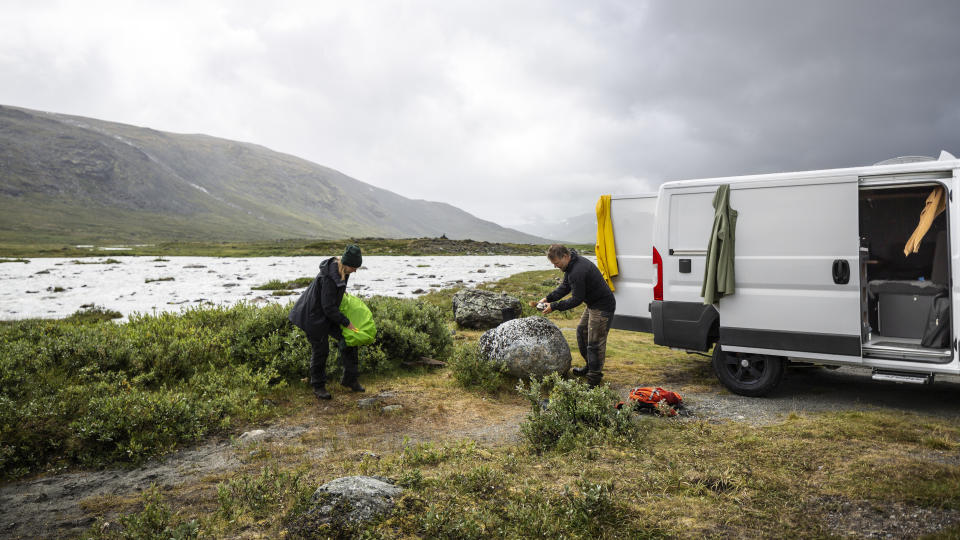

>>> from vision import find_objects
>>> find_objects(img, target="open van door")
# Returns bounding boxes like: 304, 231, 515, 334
609, 194, 657, 332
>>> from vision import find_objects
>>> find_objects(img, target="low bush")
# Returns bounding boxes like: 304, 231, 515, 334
217, 465, 310, 522
85, 485, 199, 540
449, 342, 505, 393
517, 373, 636, 452
252, 277, 313, 290
329, 296, 452, 378
0, 295, 453, 478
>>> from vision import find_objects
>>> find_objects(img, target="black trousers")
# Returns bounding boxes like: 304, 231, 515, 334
307, 326, 359, 387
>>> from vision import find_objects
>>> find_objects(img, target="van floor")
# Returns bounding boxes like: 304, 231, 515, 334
862, 335, 952, 361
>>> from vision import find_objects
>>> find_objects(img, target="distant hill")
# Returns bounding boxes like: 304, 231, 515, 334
512, 212, 597, 244
0, 105, 547, 245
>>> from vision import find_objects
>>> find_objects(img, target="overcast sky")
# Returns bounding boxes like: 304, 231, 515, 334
3, 1, 960, 228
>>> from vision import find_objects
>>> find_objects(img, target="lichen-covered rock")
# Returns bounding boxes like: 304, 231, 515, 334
477, 316, 572, 379
304, 476, 403, 528
452, 289, 522, 329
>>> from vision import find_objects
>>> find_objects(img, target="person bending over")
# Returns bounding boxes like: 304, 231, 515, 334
289, 245, 365, 400
538, 244, 616, 387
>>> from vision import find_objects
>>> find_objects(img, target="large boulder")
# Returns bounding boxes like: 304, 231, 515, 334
302, 475, 403, 529
452, 289, 522, 329
477, 316, 572, 379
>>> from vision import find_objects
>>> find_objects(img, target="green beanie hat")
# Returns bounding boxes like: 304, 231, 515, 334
341, 244, 362, 268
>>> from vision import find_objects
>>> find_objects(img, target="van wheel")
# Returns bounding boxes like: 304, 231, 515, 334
712, 346, 785, 397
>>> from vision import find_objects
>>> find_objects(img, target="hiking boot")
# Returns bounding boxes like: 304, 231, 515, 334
586, 371, 604, 388
341, 380, 365, 393
572, 366, 588, 376
313, 386, 332, 400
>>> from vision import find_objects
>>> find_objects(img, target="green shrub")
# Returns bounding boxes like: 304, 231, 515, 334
327, 296, 453, 377
449, 342, 505, 393
85, 485, 199, 540
517, 373, 635, 452
217, 465, 309, 522
367, 296, 452, 363
252, 277, 313, 290
63, 305, 123, 324
70, 388, 214, 464
0, 296, 454, 478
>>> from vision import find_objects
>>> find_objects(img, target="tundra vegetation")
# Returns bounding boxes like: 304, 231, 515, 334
0, 237, 594, 259
1, 271, 959, 538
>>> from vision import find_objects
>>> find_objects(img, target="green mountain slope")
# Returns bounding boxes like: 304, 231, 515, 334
0, 105, 545, 244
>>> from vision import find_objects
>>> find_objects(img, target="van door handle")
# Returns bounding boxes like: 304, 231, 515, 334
832, 259, 850, 284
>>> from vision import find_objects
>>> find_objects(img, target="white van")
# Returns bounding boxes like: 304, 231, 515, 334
612, 152, 960, 396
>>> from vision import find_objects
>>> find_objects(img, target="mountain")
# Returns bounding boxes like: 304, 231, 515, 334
0, 105, 547, 245
511, 212, 597, 244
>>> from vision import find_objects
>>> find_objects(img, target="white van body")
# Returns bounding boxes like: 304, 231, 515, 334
612, 153, 960, 395
607, 193, 658, 333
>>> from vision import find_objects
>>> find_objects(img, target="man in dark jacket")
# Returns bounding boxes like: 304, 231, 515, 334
289, 245, 364, 400
538, 244, 616, 387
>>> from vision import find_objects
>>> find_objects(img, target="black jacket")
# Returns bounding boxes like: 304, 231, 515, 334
546, 253, 616, 313
288, 257, 351, 338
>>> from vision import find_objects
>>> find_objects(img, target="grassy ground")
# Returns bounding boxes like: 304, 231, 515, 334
6, 270, 960, 538
0, 237, 595, 258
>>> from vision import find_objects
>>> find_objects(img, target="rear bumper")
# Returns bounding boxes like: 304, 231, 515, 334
610, 314, 652, 333
650, 300, 718, 351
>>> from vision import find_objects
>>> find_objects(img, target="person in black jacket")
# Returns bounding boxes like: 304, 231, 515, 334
289, 245, 365, 400
537, 244, 616, 387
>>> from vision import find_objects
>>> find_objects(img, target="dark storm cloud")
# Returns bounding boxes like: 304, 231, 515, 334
617, 1, 960, 179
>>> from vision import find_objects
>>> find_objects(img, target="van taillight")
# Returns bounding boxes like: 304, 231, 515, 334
653, 246, 663, 301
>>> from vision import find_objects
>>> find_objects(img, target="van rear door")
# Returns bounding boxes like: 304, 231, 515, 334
609, 193, 657, 332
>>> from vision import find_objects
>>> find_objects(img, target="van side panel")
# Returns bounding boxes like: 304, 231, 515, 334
660, 176, 863, 358
609, 195, 656, 332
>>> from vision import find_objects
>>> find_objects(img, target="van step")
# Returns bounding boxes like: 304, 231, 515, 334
870, 370, 933, 385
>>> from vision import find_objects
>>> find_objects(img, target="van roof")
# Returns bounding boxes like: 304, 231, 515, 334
658, 153, 960, 190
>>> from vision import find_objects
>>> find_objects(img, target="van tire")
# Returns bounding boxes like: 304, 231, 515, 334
712, 346, 785, 397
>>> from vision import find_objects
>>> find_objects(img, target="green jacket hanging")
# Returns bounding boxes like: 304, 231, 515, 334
339, 293, 377, 346
701, 184, 738, 305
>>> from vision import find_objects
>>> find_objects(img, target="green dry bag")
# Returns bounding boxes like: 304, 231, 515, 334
339, 293, 377, 346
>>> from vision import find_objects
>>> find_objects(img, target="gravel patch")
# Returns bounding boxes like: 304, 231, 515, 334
815, 495, 960, 539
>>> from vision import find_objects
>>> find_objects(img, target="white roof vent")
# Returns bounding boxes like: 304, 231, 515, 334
873, 156, 936, 166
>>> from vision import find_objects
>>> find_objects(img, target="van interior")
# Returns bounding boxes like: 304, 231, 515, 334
858, 183, 952, 362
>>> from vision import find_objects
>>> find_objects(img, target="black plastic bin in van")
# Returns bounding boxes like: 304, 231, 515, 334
867, 280, 947, 339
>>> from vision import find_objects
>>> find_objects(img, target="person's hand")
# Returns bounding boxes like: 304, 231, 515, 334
542, 303, 553, 315
538, 297, 548, 305
347, 322, 359, 332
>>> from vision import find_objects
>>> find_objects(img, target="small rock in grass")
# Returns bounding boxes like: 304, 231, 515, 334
306, 476, 403, 526
381, 405, 402, 413
357, 397, 383, 409
239, 429, 269, 443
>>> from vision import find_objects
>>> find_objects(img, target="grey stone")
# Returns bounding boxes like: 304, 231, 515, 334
452, 289, 522, 329
381, 405, 402, 413
357, 397, 383, 409
477, 316, 572, 379
238, 429, 269, 443
309, 476, 403, 525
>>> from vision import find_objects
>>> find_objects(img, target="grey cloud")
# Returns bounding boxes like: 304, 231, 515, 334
1, 1, 959, 225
